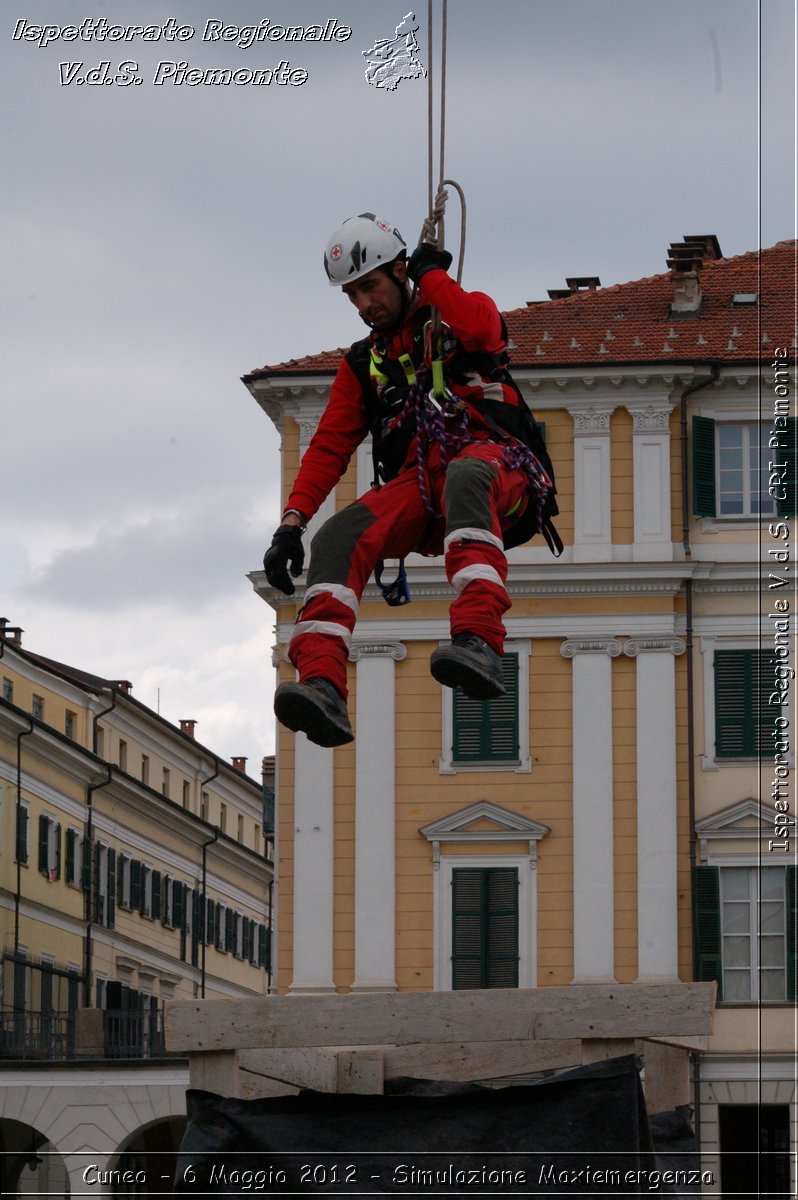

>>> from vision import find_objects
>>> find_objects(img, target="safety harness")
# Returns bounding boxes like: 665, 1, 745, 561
345, 317, 562, 606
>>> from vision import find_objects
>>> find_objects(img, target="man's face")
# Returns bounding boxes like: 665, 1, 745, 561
341, 261, 408, 331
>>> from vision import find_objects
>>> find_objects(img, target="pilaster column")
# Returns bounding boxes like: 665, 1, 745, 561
560, 637, 621, 982
624, 637, 685, 981
350, 641, 406, 992
626, 403, 675, 561
567, 406, 617, 561
298, 418, 336, 540
289, 738, 335, 993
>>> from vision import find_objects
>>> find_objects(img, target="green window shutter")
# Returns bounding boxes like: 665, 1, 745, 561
451, 867, 519, 989
66, 828, 76, 885
151, 871, 162, 921
130, 860, 143, 911
161, 874, 172, 926
54, 824, 62, 880
693, 865, 722, 998
38, 815, 49, 875
16, 805, 28, 865
787, 866, 796, 1002
453, 654, 519, 763
107, 849, 116, 930
714, 650, 769, 758
258, 924, 269, 970
777, 416, 797, 518
692, 415, 717, 517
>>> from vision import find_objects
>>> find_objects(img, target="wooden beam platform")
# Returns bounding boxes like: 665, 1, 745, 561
165, 983, 715, 1106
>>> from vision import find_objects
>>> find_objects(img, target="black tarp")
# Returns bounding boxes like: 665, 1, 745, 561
174, 1054, 698, 1196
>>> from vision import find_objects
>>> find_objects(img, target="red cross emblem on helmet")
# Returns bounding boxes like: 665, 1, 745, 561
329, 243, 343, 261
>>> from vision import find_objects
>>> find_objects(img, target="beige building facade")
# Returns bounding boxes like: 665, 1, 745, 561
246, 237, 796, 1194
0, 625, 274, 1195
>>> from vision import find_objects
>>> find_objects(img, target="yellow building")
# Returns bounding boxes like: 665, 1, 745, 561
0, 622, 274, 1195
245, 237, 795, 1193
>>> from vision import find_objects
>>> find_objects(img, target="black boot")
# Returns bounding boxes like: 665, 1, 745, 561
430, 634, 506, 700
274, 678, 354, 747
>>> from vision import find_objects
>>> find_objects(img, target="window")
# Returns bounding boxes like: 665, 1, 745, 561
65, 828, 83, 887
182, 780, 190, 808
714, 649, 771, 759
95, 725, 105, 757
2, 677, 13, 703
141, 755, 149, 786
93, 843, 116, 929
162, 768, 170, 798
117, 854, 131, 907
719, 1105, 791, 1197
694, 864, 796, 1003
38, 815, 61, 880
118, 740, 128, 771
452, 654, 518, 763
65, 711, 76, 739
31, 695, 44, 721
220, 803, 227, 833
451, 867, 519, 989
15, 802, 29, 864
201, 791, 208, 821
693, 416, 796, 519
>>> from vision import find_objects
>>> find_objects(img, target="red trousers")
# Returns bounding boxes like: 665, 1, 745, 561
288, 441, 529, 698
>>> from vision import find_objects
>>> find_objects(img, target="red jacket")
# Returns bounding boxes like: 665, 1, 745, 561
286, 269, 513, 522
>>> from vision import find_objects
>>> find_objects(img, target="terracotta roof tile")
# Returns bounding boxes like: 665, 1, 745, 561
244, 240, 795, 380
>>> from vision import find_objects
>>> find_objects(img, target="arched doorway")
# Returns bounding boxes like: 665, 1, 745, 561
0, 1119, 69, 1197
110, 1116, 186, 1196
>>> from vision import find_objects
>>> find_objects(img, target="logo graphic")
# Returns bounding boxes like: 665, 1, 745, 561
362, 11, 426, 91
330, 244, 343, 260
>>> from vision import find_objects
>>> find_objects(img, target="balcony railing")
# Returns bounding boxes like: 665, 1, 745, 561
0, 1010, 74, 1059
0, 1007, 176, 1061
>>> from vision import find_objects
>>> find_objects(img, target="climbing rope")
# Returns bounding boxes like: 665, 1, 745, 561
418, 0, 467, 286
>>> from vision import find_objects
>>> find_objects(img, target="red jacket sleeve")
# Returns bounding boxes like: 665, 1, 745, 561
417, 270, 504, 353
285, 357, 370, 521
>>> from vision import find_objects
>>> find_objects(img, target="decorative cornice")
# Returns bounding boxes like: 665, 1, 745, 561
626, 403, 674, 433
623, 637, 686, 657
567, 405, 617, 435
298, 418, 320, 443
349, 641, 407, 662
560, 638, 623, 658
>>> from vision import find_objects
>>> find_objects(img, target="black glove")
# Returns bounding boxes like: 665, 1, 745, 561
263, 524, 305, 595
407, 243, 453, 284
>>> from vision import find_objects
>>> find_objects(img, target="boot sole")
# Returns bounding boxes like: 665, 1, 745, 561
429, 648, 507, 701
274, 683, 354, 748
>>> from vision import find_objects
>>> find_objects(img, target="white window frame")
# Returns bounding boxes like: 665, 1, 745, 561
715, 419, 776, 520
440, 638, 532, 774
718, 861, 788, 1004
117, 854, 131, 907
66, 826, 83, 888
433, 853, 537, 991
40, 813, 61, 880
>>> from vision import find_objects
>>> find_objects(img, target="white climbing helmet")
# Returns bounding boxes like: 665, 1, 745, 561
324, 213, 406, 286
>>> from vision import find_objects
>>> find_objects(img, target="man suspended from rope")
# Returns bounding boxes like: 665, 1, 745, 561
263, 211, 558, 747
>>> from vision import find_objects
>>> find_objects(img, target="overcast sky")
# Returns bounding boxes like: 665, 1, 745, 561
2, 0, 794, 770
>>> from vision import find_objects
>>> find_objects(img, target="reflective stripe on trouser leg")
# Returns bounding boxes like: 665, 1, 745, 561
445, 535, 510, 655
442, 448, 521, 656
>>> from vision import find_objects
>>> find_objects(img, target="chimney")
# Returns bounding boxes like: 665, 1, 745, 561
667, 235, 722, 315
0, 620, 23, 646
547, 276, 601, 300
231, 756, 247, 773
180, 719, 197, 738
113, 679, 133, 694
